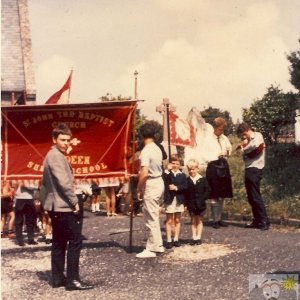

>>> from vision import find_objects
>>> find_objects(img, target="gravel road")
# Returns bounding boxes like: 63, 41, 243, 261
2, 211, 300, 300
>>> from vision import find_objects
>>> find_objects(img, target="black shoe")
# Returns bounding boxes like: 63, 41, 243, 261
190, 240, 197, 246
17, 240, 25, 247
28, 240, 38, 245
196, 240, 202, 245
52, 278, 66, 288
166, 242, 173, 249
218, 221, 228, 227
65, 280, 94, 291
212, 222, 220, 229
258, 223, 270, 231
173, 241, 181, 247
245, 222, 259, 228
45, 239, 52, 244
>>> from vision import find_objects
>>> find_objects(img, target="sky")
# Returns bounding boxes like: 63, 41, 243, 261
28, 0, 300, 123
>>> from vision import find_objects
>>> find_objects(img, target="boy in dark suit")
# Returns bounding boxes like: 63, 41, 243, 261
163, 154, 187, 249
185, 159, 211, 245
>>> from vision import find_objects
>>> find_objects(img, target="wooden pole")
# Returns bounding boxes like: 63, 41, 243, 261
129, 103, 137, 253
129, 71, 138, 252
11, 92, 15, 105
166, 102, 171, 161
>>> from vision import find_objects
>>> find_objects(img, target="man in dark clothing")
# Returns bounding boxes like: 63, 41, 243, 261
236, 122, 270, 230
42, 123, 93, 290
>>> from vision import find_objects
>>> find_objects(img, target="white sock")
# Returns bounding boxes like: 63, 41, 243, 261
95, 203, 100, 211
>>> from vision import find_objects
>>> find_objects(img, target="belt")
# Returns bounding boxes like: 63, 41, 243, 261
147, 176, 162, 179
49, 211, 74, 216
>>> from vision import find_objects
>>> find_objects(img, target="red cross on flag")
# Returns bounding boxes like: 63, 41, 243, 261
169, 111, 196, 148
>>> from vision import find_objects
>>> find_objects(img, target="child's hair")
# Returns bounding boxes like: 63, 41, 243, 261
52, 123, 72, 139
170, 154, 180, 162
186, 158, 200, 169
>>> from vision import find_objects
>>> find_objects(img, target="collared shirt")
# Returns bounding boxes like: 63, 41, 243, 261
190, 173, 202, 184
139, 142, 163, 178
204, 133, 232, 162
171, 169, 182, 177
242, 131, 265, 169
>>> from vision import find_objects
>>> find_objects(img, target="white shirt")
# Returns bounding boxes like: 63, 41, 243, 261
139, 142, 163, 177
171, 169, 182, 177
204, 133, 232, 162
242, 131, 265, 169
190, 173, 202, 184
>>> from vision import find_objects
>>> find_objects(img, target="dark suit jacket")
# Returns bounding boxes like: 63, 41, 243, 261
185, 176, 211, 213
41, 146, 78, 212
163, 170, 187, 205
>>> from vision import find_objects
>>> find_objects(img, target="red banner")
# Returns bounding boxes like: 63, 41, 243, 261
1, 101, 137, 184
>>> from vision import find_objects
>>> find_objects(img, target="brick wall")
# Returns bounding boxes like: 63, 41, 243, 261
1, 0, 36, 104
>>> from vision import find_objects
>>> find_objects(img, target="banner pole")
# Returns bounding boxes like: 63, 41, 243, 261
129, 102, 137, 253
166, 102, 171, 161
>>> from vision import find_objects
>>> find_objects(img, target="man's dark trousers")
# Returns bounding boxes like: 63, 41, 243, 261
245, 167, 268, 225
49, 212, 82, 283
15, 198, 36, 242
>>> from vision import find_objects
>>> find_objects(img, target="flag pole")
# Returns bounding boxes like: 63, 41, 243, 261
129, 70, 138, 253
68, 69, 73, 103
24, 90, 27, 105
165, 99, 172, 162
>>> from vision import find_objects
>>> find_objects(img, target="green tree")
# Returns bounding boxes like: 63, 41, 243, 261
200, 106, 234, 135
286, 39, 300, 91
99, 93, 132, 102
242, 85, 297, 145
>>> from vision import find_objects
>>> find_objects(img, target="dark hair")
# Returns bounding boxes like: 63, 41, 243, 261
170, 154, 180, 162
236, 122, 251, 135
139, 123, 156, 139
52, 123, 72, 139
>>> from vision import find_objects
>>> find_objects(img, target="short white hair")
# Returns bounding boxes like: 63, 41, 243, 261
186, 158, 200, 169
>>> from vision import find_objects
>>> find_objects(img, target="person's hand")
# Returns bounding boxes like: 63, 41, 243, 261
169, 184, 177, 191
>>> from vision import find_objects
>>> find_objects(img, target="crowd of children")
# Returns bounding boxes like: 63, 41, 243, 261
2, 156, 211, 248
0, 179, 138, 245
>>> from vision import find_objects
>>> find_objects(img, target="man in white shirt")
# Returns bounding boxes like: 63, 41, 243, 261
205, 117, 233, 229
237, 122, 269, 230
136, 123, 165, 258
